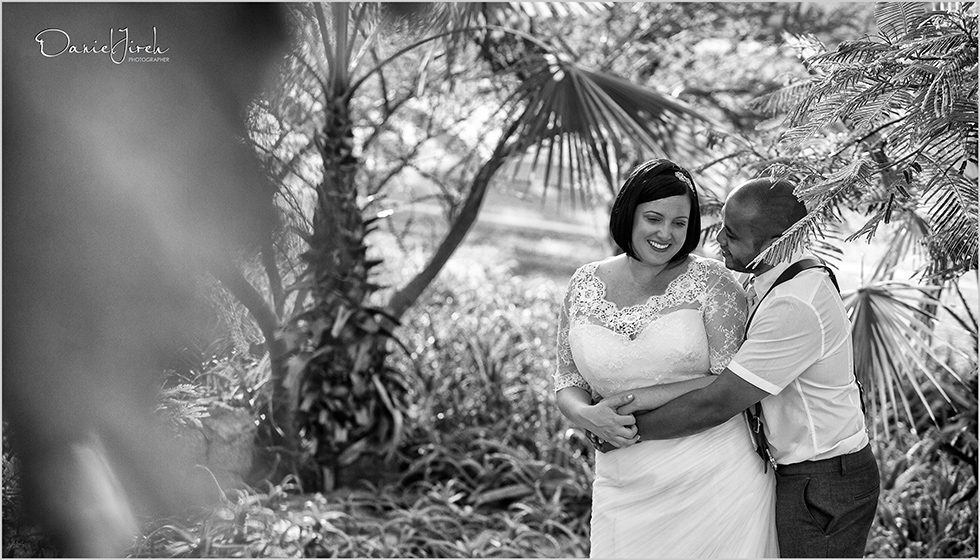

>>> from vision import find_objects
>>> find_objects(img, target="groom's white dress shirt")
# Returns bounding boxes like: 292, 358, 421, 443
728, 253, 869, 466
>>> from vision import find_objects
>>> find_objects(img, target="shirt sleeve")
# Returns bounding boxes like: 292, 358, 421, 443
727, 295, 824, 394
703, 262, 748, 375
554, 271, 592, 394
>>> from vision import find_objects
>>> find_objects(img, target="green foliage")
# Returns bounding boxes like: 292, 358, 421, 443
286, 286, 411, 487
391, 266, 593, 538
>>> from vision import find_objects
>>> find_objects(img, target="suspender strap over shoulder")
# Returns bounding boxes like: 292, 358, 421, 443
743, 258, 839, 473
744, 258, 838, 332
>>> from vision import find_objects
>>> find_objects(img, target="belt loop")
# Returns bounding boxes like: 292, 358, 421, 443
840, 453, 848, 475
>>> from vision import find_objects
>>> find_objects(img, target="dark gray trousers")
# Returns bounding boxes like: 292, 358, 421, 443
775, 444, 881, 557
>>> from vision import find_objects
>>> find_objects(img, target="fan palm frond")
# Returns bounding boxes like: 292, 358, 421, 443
844, 278, 973, 438
858, 209, 932, 280
501, 54, 716, 197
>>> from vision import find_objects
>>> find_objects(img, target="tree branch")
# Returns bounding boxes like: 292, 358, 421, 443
385, 122, 519, 320
260, 236, 286, 318
209, 257, 280, 344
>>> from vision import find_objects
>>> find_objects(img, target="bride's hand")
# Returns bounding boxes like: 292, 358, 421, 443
609, 389, 646, 416
583, 393, 639, 448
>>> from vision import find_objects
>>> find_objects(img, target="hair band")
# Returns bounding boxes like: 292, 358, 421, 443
675, 171, 694, 190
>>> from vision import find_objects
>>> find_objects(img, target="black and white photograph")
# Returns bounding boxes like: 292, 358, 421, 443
2, 2, 977, 558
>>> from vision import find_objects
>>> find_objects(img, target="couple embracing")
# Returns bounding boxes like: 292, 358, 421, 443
554, 159, 881, 558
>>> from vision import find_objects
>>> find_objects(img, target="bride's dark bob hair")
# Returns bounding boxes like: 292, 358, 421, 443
609, 158, 701, 264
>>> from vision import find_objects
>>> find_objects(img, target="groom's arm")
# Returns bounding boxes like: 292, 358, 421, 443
611, 376, 715, 415
632, 368, 769, 440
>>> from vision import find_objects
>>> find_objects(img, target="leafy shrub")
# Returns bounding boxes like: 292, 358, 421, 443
869, 423, 978, 558
391, 266, 594, 536
130, 264, 594, 557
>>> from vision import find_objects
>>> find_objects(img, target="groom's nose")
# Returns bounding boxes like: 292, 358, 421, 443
716, 226, 727, 246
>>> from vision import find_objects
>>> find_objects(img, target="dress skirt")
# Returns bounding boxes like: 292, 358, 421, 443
590, 415, 778, 558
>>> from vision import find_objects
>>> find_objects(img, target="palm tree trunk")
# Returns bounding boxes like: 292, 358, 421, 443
286, 94, 407, 490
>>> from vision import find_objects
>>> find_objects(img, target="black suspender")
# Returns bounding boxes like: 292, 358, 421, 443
743, 258, 843, 473
744, 258, 839, 332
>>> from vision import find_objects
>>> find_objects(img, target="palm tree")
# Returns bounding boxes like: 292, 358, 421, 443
230, 2, 719, 489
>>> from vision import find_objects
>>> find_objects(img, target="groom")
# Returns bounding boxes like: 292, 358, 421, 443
620, 178, 880, 557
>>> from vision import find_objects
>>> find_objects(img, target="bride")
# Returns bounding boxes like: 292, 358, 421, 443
554, 159, 778, 558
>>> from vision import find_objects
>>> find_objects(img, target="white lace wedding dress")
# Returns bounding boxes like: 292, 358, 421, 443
555, 255, 778, 558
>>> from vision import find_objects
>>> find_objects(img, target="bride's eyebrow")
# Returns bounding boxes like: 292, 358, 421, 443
641, 210, 687, 220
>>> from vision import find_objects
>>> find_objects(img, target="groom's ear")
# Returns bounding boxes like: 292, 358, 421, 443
758, 235, 779, 254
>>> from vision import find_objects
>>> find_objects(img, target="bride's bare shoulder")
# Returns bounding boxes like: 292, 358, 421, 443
575, 254, 624, 278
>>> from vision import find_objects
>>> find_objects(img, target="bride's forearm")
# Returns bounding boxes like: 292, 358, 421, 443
555, 386, 594, 428
617, 376, 715, 414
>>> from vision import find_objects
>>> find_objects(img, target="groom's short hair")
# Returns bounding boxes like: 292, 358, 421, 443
729, 178, 807, 246
609, 158, 702, 263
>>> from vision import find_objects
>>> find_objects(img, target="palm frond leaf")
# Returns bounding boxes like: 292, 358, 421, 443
875, 2, 928, 43
503, 55, 716, 195
752, 159, 875, 267
844, 279, 972, 438
755, 2, 977, 279
810, 38, 892, 66
748, 80, 814, 117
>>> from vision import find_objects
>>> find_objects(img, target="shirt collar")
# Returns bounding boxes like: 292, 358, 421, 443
750, 250, 814, 298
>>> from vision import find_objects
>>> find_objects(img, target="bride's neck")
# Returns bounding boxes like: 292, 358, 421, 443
625, 255, 673, 286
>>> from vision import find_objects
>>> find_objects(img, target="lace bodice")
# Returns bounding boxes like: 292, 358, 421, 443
554, 255, 747, 396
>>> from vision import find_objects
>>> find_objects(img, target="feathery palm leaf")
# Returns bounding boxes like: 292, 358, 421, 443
748, 2, 977, 279
752, 158, 874, 267
874, 2, 927, 42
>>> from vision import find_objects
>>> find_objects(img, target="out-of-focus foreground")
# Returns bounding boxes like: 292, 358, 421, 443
3, 2, 976, 558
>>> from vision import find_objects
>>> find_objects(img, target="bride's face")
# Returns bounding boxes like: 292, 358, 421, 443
630, 195, 691, 266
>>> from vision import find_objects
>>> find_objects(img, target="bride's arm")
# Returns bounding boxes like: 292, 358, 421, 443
702, 263, 748, 375
611, 377, 715, 415
553, 271, 639, 448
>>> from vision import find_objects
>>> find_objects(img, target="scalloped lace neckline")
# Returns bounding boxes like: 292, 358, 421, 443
585, 259, 695, 313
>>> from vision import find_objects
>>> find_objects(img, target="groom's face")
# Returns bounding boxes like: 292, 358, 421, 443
716, 199, 768, 274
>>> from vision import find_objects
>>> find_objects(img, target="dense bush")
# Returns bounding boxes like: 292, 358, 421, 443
127, 264, 594, 557
869, 425, 978, 557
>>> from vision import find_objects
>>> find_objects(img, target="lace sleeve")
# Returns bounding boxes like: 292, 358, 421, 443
554, 270, 592, 394
702, 260, 748, 374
